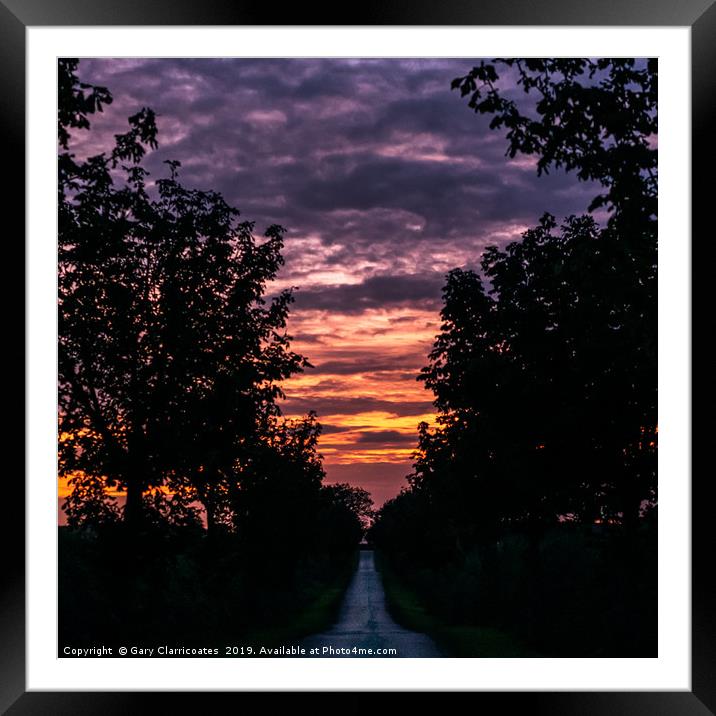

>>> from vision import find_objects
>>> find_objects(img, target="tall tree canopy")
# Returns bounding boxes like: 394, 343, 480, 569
451, 58, 657, 225
58, 59, 309, 529
375, 59, 657, 552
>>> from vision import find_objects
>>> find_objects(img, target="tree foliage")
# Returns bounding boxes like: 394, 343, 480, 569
451, 58, 657, 223
369, 59, 658, 656
58, 60, 369, 546
373, 58, 657, 557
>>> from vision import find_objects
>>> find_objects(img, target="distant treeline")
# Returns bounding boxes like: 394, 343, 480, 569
369, 59, 658, 656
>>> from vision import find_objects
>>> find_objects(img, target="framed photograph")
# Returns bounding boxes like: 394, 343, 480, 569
8, 0, 711, 711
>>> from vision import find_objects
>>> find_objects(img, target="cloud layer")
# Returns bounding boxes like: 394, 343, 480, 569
68, 58, 600, 508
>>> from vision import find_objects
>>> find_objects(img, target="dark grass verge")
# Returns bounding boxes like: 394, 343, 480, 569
58, 527, 360, 657
374, 551, 539, 658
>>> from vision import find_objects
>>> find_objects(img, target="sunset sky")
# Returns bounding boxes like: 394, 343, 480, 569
61, 58, 599, 509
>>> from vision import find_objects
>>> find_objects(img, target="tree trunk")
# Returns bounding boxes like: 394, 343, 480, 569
205, 497, 215, 537
620, 465, 642, 535
201, 467, 223, 538
124, 479, 144, 529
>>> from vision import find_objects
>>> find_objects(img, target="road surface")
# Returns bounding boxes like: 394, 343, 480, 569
298, 550, 443, 657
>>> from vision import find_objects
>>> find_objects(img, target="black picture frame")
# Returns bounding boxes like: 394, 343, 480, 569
6, 1, 712, 711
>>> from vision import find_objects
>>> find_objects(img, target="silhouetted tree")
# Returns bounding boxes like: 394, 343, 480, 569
427, 58, 655, 530
451, 58, 657, 228
62, 472, 121, 531
375, 58, 657, 570
58, 59, 308, 530
322, 483, 375, 532
229, 412, 326, 551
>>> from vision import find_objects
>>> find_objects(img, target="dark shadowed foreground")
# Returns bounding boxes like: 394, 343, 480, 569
299, 551, 443, 657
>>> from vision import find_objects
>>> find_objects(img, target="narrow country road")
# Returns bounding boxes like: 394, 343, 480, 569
298, 550, 443, 657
